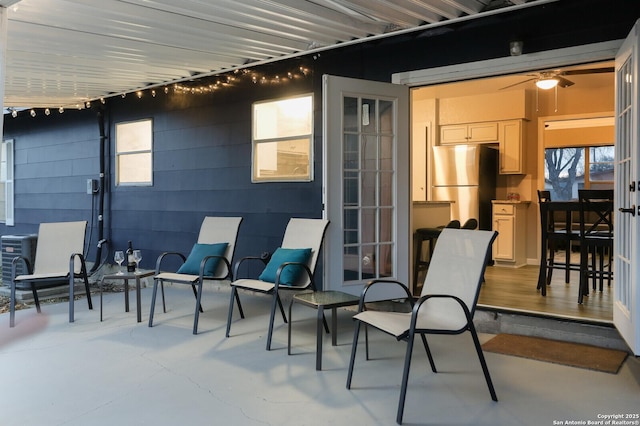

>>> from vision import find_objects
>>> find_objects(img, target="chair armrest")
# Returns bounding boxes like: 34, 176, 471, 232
357, 279, 414, 313
155, 251, 187, 274
199, 255, 232, 280
411, 293, 473, 333
273, 262, 314, 290
11, 255, 33, 281
69, 252, 88, 277
233, 256, 268, 280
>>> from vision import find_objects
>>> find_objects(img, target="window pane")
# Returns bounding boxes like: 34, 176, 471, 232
343, 97, 359, 132
543, 147, 585, 200
343, 134, 359, 170
379, 100, 393, 134
254, 138, 310, 180
361, 98, 377, 133
117, 153, 152, 184
253, 96, 312, 139
589, 146, 614, 181
116, 120, 152, 152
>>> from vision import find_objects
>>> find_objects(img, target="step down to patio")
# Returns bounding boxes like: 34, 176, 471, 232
474, 307, 628, 352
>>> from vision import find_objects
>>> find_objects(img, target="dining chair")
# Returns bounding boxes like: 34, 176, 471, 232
537, 190, 580, 287
412, 219, 461, 288
578, 189, 613, 303
346, 228, 498, 424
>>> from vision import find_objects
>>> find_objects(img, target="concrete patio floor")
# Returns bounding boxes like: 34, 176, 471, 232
1, 283, 639, 426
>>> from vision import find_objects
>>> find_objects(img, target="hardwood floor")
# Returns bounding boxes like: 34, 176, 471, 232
478, 258, 613, 323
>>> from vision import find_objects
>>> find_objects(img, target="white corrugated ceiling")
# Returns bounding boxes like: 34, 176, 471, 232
1, 0, 552, 109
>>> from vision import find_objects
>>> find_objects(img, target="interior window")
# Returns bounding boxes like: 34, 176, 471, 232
544, 145, 613, 200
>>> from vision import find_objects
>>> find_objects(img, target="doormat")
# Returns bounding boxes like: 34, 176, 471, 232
482, 334, 628, 374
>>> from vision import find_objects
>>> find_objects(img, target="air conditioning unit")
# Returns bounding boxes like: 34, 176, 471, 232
2, 234, 37, 290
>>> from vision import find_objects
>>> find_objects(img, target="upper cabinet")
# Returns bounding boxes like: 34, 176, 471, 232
499, 120, 525, 175
440, 122, 498, 144
436, 90, 529, 175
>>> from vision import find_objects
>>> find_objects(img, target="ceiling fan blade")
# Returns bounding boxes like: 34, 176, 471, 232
556, 76, 574, 88
563, 67, 614, 75
500, 77, 537, 90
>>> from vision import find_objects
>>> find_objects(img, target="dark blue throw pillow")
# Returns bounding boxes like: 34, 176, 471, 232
177, 243, 228, 276
258, 247, 312, 286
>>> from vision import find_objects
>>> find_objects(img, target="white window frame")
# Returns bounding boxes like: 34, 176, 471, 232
252, 93, 313, 183
115, 118, 153, 186
1, 139, 14, 226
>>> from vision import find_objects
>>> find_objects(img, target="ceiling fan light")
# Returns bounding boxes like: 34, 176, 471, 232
536, 78, 559, 90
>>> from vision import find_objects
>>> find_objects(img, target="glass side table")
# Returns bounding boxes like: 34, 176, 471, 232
288, 290, 360, 370
100, 270, 155, 323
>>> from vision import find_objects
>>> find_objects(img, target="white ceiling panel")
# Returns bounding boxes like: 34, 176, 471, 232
1, 0, 553, 109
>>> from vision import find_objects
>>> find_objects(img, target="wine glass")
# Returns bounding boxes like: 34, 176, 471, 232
114, 250, 125, 275
133, 250, 142, 268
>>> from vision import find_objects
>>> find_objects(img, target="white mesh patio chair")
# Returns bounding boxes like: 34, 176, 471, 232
148, 216, 243, 334
10, 221, 92, 327
346, 228, 498, 424
225, 218, 330, 350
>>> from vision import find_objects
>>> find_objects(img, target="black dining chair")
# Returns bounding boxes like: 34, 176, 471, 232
578, 189, 614, 303
537, 190, 580, 287
413, 220, 461, 289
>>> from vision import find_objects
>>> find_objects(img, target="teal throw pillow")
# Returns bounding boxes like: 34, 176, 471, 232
177, 243, 228, 276
258, 247, 312, 286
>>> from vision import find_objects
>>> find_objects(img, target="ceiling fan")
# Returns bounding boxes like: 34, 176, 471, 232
500, 66, 614, 90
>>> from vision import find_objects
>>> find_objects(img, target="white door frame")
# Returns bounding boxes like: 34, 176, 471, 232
322, 75, 409, 297
613, 20, 640, 356
391, 38, 640, 354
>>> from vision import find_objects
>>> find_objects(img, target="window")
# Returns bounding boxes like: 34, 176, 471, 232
252, 94, 313, 182
543, 145, 613, 200
115, 119, 153, 186
0, 139, 14, 225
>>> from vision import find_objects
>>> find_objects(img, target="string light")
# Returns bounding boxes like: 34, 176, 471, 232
5, 65, 312, 118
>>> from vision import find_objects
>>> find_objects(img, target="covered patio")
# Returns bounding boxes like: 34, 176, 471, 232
1, 283, 639, 425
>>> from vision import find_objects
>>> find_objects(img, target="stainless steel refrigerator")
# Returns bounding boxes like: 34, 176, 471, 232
432, 144, 497, 231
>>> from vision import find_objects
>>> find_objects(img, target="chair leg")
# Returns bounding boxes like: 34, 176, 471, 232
192, 280, 204, 335
190, 284, 204, 313
225, 286, 237, 338
420, 334, 437, 373
468, 323, 498, 402
31, 282, 41, 313
346, 320, 362, 389
266, 292, 285, 351
10, 281, 16, 327
160, 281, 166, 313
397, 330, 416, 425
69, 273, 75, 323
148, 279, 159, 327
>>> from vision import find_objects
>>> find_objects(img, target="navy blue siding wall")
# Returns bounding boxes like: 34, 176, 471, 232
1, 0, 638, 280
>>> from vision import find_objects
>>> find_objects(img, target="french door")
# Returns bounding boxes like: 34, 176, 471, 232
323, 75, 409, 297
614, 19, 640, 356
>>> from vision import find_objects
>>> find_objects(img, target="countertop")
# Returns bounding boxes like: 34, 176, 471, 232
491, 200, 531, 204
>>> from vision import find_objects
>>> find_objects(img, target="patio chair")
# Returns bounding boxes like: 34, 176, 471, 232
10, 221, 92, 327
346, 228, 498, 424
148, 216, 243, 334
225, 218, 330, 350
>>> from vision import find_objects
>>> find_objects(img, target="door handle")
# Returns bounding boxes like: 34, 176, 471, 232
619, 206, 636, 216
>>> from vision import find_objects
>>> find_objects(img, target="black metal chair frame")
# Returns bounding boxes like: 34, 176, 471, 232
578, 189, 614, 304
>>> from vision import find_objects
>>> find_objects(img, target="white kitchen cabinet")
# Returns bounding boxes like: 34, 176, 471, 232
439, 122, 498, 144
499, 119, 525, 175
492, 201, 529, 267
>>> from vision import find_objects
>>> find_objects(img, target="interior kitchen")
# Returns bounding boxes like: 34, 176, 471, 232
410, 61, 615, 323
